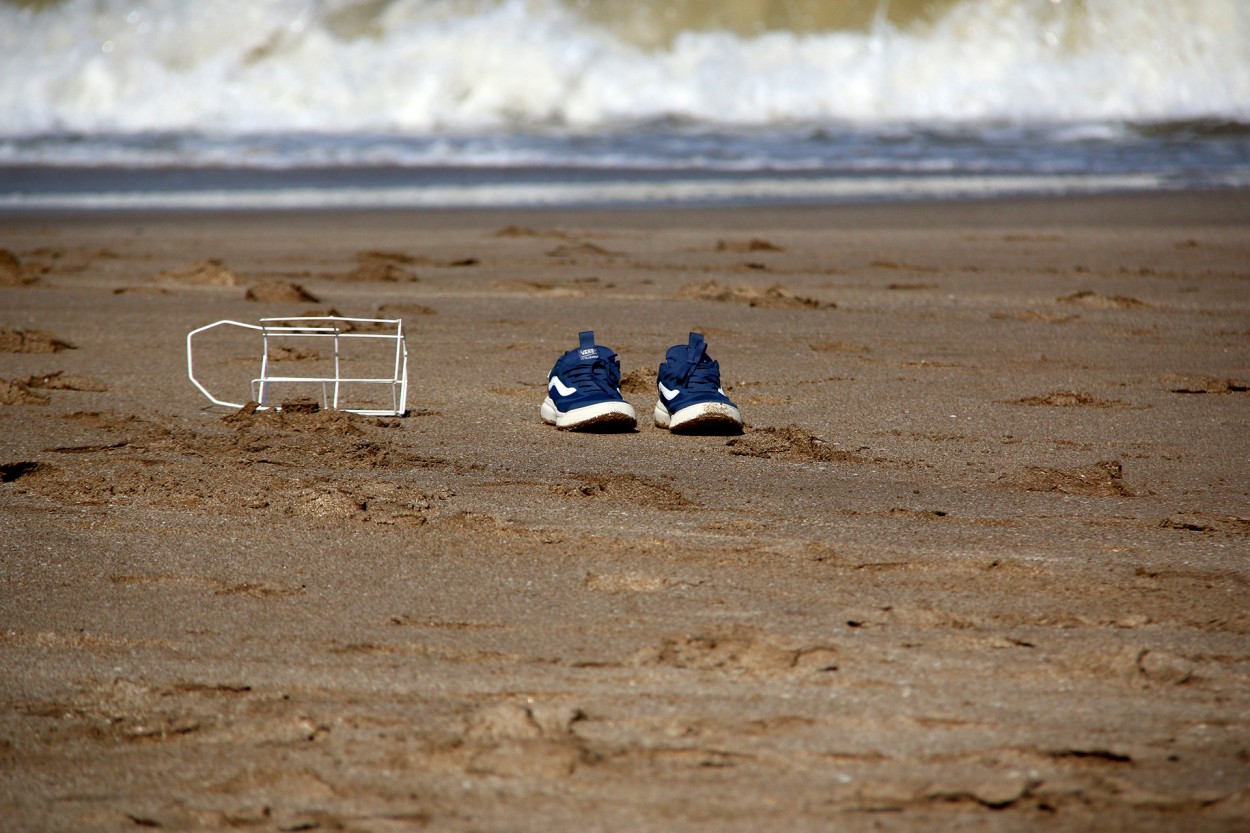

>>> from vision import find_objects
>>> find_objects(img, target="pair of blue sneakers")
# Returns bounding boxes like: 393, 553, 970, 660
541, 331, 743, 434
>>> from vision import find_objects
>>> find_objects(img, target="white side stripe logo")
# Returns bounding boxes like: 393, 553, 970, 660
549, 376, 578, 396
658, 381, 680, 401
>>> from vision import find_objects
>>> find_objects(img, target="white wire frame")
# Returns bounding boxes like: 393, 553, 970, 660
187, 316, 409, 417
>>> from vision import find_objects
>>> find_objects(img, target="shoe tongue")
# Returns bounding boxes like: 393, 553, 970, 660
685, 332, 707, 367
577, 330, 602, 362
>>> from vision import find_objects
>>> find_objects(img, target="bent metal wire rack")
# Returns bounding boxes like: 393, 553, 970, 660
187, 316, 409, 417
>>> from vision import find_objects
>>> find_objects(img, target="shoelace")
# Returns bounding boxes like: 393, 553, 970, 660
675, 336, 722, 392
680, 356, 723, 392
562, 357, 620, 395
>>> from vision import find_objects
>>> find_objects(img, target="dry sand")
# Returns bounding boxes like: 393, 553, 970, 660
1, 191, 1249, 832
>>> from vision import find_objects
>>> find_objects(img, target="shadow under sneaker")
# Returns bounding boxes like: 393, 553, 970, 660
654, 332, 743, 434
541, 330, 637, 431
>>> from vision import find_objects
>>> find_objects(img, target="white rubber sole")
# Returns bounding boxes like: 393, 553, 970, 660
542, 397, 637, 431
654, 400, 743, 433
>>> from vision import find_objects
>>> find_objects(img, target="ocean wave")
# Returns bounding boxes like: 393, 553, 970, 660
2, 0, 1248, 136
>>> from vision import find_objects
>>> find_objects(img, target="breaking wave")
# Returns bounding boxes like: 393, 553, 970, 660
2, 0, 1248, 135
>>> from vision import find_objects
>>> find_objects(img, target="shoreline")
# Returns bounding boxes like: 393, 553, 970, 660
3, 166, 1245, 214
4, 184, 1248, 225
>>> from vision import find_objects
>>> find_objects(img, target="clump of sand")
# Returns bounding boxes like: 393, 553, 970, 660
676, 280, 832, 309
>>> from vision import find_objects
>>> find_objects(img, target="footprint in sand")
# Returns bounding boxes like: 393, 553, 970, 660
727, 425, 863, 463
811, 340, 870, 355
340, 250, 420, 282
871, 258, 939, 273
546, 241, 619, 258
158, 258, 241, 287
556, 472, 692, 510
17, 370, 107, 392
1, 379, 51, 405
675, 279, 833, 309
461, 701, 591, 778
1165, 375, 1249, 394
244, 282, 319, 303
1002, 460, 1135, 497
376, 302, 437, 317
991, 310, 1079, 323
492, 224, 572, 240
1159, 512, 1250, 534
1011, 391, 1129, 408
584, 572, 690, 593
0, 327, 75, 353
1058, 290, 1148, 309
715, 237, 783, 253
0, 249, 43, 286
490, 278, 584, 297
631, 624, 838, 675
0, 372, 107, 406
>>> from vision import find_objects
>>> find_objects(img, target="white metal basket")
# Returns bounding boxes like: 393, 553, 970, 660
187, 316, 409, 416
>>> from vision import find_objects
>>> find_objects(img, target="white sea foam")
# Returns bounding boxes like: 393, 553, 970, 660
0, 171, 1176, 212
2, 0, 1248, 137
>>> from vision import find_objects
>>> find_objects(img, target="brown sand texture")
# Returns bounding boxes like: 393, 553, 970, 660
1, 192, 1249, 832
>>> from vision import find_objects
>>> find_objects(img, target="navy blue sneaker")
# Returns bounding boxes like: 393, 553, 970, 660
654, 332, 743, 434
541, 331, 637, 431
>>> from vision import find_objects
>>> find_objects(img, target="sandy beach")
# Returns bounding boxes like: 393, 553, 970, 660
2, 191, 1249, 831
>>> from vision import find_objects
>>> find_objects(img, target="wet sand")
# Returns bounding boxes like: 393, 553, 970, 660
2, 191, 1249, 831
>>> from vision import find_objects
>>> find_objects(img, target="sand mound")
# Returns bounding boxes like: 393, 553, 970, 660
618, 368, 656, 394
221, 402, 365, 435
